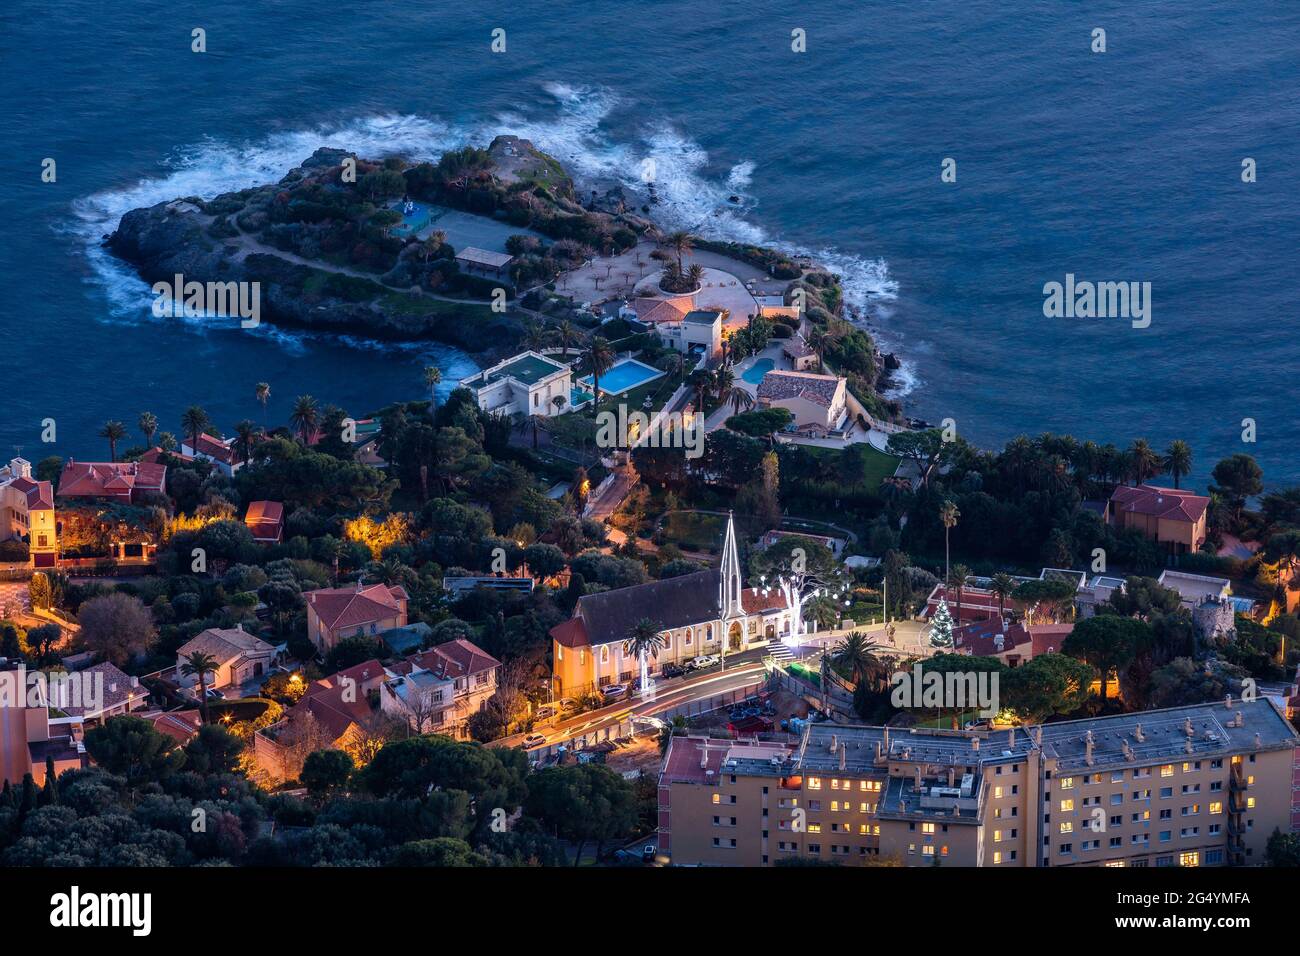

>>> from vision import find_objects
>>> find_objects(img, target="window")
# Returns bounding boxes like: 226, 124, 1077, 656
993, 851, 1003, 864
921, 823, 936, 834
1059, 777, 1075, 790
1060, 821, 1073, 834
1209, 801, 1222, 815
1060, 799, 1074, 812
1160, 765, 1174, 777
807, 777, 822, 790
1179, 851, 1200, 867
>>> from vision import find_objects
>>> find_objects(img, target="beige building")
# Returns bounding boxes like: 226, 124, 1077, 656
175, 626, 278, 694
660, 697, 1298, 868
0, 457, 57, 567
1108, 484, 1209, 555
756, 370, 847, 437
305, 582, 409, 653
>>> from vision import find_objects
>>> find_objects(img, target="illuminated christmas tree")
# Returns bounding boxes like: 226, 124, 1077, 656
929, 597, 954, 648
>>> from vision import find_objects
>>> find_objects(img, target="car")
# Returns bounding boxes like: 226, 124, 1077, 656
661, 663, 686, 679
522, 732, 547, 748
535, 704, 557, 721
600, 684, 628, 700
203, 688, 225, 701
686, 655, 720, 671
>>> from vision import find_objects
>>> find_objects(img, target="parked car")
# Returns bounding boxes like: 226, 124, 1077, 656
601, 684, 629, 700
522, 732, 547, 748
203, 688, 225, 701
686, 654, 721, 671
661, 662, 686, 679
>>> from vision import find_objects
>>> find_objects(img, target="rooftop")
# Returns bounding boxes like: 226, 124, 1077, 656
683, 309, 723, 326
756, 369, 844, 408
1110, 483, 1210, 524
463, 350, 569, 390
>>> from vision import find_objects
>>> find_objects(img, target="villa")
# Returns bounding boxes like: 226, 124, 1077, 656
756, 370, 848, 436
460, 350, 574, 418
658, 308, 722, 360
57, 459, 166, 504
305, 581, 409, 653
549, 514, 791, 697
629, 296, 693, 325
243, 500, 285, 544
0, 457, 56, 567
175, 625, 278, 695
180, 433, 243, 476
380, 638, 500, 739
782, 335, 819, 372
1108, 484, 1210, 555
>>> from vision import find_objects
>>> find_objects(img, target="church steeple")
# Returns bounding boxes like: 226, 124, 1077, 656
719, 511, 743, 620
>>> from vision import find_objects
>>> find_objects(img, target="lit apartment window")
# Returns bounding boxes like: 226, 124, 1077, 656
1247, 775, 1255, 786
940, 846, 949, 857
993, 851, 1003, 864
922, 845, 935, 857
994, 787, 1004, 799
908, 844, 916, 855
1060, 799, 1074, 812
1104, 860, 1126, 868
1180, 851, 1200, 867
1247, 797, 1256, 809
807, 777, 822, 790
1060, 821, 1073, 834
1159, 765, 1174, 777
831, 801, 840, 811
807, 823, 821, 834
921, 823, 935, 834
994, 830, 1003, 843
1059, 777, 1075, 790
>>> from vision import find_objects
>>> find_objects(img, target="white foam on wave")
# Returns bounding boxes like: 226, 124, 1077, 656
67, 82, 902, 379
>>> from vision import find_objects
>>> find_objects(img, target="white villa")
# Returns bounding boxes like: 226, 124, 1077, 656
460, 350, 574, 418
658, 308, 723, 360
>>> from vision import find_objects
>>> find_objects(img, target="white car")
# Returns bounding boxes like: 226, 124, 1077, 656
687, 655, 721, 671
600, 684, 629, 700
522, 732, 547, 748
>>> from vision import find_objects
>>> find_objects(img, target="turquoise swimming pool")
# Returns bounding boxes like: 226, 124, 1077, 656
390, 201, 431, 237
580, 358, 664, 396
570, 387, 594, 408
742, 358, 775, 385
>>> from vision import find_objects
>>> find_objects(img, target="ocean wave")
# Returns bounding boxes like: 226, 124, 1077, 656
65, 85, 901, 379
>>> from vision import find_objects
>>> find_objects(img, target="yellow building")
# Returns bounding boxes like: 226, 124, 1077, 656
0, 457, 57, 567
660, 696, 1298, 868
550, 514, 791, 697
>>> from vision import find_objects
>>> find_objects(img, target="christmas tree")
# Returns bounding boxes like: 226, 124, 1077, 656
929, 597, 954, 648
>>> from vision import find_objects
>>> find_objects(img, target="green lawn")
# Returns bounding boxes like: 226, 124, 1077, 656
662, 511, 727, 553
801, 442, 901, 495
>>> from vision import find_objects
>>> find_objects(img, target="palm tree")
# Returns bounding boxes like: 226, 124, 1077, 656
830, 632, 886, 686
157, 431, 177, 453
181, 651, 219, 723
254, 382, 271, 427
939, 499, 960, 587
98, 421, 127, 462
688, 368, 712, 415
521, 318, 549, 353
423, 366, 442, 411
290, 395, 319, 445
712, 363, 736, 401
1164, 440, 1192, 489
233, 419, 258, 465
585, 336, 615, 406
1127, 438, 1161, 486
623, 618, 667, 696
180, 406, 210, 456
990, 572, 1017, 619
554, 318, 578, 360
949, 564, 972, 627
138, 412, 158, 449
664, 231, 693, 271
686, 263, 704, 288
726, 385, 755, 417
807, 327, 830, 372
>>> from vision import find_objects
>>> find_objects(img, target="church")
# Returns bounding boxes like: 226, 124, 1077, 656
549, 514, 793, 697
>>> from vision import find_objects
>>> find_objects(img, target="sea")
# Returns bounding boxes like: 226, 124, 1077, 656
2, 0, 1297, 489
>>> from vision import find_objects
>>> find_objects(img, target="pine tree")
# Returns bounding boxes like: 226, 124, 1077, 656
40, 755, 58, 806
929, 598, 955, 648
18, 773, 37, 819
0, 779, 12, 809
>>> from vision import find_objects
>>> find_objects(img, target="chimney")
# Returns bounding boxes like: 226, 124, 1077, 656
1008, 729, 1015, 748
1134, 723, 1145, 743
971, 736, 980, 752
883, 727, 890, 750
838, 744, 846, 771
948, 767, 956, 787
1184, 718, 1194, 738
913, 767, 922, 792
1224, 694, 1233, 709
1254, 732, 1262, 748
829, 733, 838, 753
1085, 730, 1094, 766
874, 740, 882, 761
700, 747, 709, 770
1034, 726, 1043, 747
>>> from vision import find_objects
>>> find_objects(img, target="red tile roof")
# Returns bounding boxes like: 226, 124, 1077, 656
740, 586, 789, 614
57, 460, 166, 499
292, 660, 388, 741
1110, 484, 1209, 524
7, 476, 53, 510
550, 616, 590, 649
306, 583, 408, 632
244, 500, 284, 542
186, 433, 239, 465
1029, 624, 1075, 657
955, 619, 1031, 657
412, 638, 499, 679
143, 709, 202, 744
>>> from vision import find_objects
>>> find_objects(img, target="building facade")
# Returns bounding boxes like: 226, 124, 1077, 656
660, 697, 1297, 868
549, 514, 790, 696
459, 350, 573, 418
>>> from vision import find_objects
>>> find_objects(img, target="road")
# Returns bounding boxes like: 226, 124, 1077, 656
502, 649, 772, 752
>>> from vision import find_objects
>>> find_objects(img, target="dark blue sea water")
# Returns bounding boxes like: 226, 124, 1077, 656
3, 1, 1297, 488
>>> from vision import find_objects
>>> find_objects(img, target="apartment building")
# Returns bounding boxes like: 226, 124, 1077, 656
660, 696, 1298, 867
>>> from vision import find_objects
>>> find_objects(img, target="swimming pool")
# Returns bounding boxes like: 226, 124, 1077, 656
742, 358, 775, 385
570, 387, 594, 409
580, 358, 665, 396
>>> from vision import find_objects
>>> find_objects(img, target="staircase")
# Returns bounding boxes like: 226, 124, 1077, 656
767, 641, 795, 666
